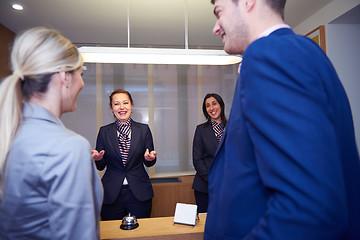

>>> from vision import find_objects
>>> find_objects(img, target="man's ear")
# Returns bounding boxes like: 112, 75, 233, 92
243, 0, 255, 11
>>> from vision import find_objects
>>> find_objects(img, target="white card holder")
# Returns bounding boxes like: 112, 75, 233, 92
173, 203, 198, 226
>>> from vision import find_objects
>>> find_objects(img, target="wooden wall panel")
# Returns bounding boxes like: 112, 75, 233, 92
151, 175, 196, 218
0, 24, 15, 79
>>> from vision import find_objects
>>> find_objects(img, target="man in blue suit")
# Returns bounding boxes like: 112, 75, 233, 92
204, 0, 360, 239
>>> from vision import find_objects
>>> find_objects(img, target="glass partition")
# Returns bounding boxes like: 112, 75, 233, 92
61, 63, 239, 176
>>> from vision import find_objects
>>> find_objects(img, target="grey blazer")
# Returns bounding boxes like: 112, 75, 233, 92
0, 102, 103, 240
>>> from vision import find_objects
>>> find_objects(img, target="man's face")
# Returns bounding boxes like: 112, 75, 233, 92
212, 0, 249, 55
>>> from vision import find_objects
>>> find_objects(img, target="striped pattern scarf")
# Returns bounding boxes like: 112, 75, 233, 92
116, 119, 132, 166
211, 119, 225, 143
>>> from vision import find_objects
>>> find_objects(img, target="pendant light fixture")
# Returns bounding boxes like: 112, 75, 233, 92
78, 0, 242, 65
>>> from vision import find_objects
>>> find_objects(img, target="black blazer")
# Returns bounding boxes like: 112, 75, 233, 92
192, 122, 219, 193
95, 120, 156, 204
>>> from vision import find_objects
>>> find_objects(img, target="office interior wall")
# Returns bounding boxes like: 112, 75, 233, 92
327, 24, 360, 152
293, 0, 360, 154
0, 24, 15, 79
293, 0, 359, 35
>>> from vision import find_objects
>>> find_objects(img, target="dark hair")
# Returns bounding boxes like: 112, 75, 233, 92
210, 0, 286, 19
211, 0, 238, 4
109, 89, 134, 107
21, 73, 54, 101
202, 93, 227, 126
265, 0, 286, 19
21, 70, 75, 101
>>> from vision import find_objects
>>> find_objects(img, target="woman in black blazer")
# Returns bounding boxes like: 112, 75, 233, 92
192, 93, 227, 213
92, 89, 157, 220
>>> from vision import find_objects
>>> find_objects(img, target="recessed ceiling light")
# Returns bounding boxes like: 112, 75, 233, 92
12, 4, 24, 11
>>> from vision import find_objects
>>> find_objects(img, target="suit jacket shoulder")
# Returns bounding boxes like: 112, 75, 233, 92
131, 119, 150, 129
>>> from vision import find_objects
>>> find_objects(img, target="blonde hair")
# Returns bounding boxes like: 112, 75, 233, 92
0, 27, 83, 196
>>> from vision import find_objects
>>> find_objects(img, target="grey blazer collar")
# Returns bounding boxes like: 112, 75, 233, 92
23, 102, 64, 127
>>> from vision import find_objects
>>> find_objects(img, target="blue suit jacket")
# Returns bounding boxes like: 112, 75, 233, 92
204, 28, 360, 239
95, 120, 156, 204
192, 122, 219, 193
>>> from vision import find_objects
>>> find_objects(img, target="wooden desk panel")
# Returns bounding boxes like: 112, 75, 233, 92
100, 214, 206, 240
151, 175, 196, 217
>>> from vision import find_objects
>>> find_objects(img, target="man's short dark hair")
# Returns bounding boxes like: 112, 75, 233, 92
210, 0, 286, 18
265, 0, 286, 19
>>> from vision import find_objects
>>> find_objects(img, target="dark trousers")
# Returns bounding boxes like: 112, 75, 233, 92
101, 185, 152, 220
194, 190, 209, 213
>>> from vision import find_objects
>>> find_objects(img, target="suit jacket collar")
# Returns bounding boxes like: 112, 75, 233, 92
269, 27, 295, 37
23, 102, 64, 127
204, 123, 220, 150
258, 24, 290, 38
127, 120, 141, 165
107, 123, 121, 162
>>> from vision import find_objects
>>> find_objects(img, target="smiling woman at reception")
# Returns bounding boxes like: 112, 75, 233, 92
92, 88, 157, 220
192, 93, 227, 213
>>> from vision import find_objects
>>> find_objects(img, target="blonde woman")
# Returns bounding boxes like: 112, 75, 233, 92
0, 27, 103, 239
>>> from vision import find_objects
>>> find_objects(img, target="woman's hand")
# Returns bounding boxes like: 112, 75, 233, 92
91, 150, 105, 161
144, 148, 156, 161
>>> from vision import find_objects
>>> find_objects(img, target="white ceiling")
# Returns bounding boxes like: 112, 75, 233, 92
0, 0, 334, 49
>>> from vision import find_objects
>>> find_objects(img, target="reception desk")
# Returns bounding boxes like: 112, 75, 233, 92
100, 214, 206, 240
151, 175, 196, 217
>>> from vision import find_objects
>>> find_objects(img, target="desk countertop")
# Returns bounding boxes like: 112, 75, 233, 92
100, 214, 206, 240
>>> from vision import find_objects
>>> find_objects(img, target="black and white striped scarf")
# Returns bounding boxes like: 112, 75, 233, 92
211, 119, 225, 143
116, 118, 132, 166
